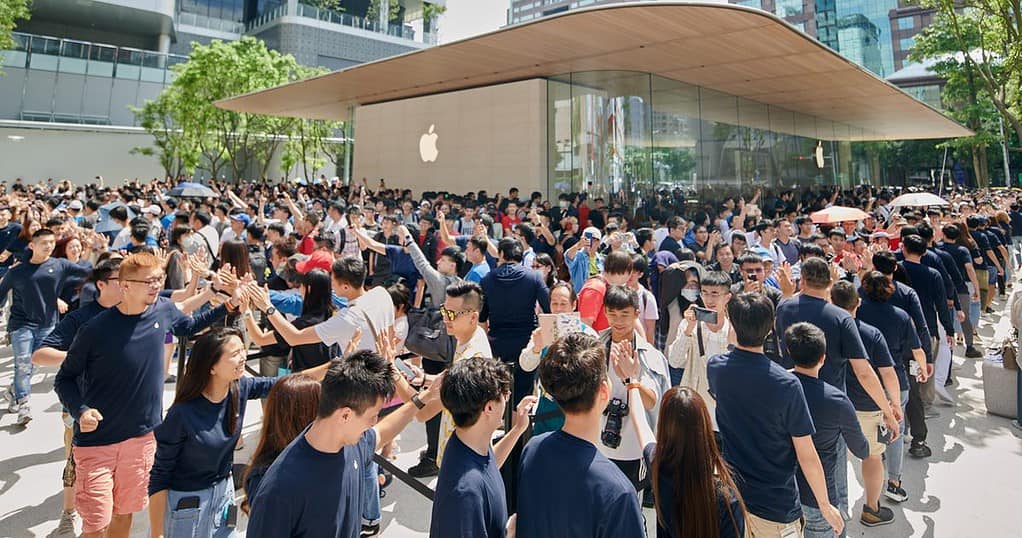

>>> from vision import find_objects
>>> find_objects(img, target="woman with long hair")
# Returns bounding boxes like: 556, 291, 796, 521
219, 239, 251, 280
531, 253, 559, 289
624, 372, 746, 538
148, 328, 330, 537
243, 269, 335, 373
54, 235, 93, 314
241, 374, 321, 514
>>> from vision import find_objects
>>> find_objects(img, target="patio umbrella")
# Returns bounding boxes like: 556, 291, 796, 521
810, 206, 869, 224
95, 202, 135, 233
889, 192, 949, 208
166, 182, 217, 198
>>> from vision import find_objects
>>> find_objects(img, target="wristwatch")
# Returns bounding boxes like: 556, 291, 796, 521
411, 393, 425, 410
265, 306, 277, 316
623, 377, 632, 385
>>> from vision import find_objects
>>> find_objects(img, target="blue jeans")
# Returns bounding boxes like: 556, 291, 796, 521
10, 325, 54, 402
886, 390, 910, 483
163, 475, 236, 537
362, 460, 380, 525
803, 504, 846, 538
834, 435, 848, 514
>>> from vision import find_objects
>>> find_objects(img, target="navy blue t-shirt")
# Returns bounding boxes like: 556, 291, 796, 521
846, 321, 895, 411
931, 247, 967, 295
937, 242, 974, 289
973, 229, 997, 267
793, 373, 870, 509
645, 443, 745, 538
1009, 211, 1022, 237
54, 297, 227, 447
384, 244, 421, 294
430, 431, 508, 538
0, 222, 23, 268
40, 288, 176, 351
707, 349, 815, 523
901, 260, 953, 336
516, 430, 644, 538
247, 427, 377, 538
149, 376, 277, 495
775, 294, 868, 390
855, 296, 919, 391
0, 257, 91, 330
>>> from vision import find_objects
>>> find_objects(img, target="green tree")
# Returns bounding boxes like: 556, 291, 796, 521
0, 0, 30, 73
129, 87, 201, 178
915, 1, 1022, 174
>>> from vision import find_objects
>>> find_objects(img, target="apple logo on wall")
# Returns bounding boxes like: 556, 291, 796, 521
419, 124, 439, 163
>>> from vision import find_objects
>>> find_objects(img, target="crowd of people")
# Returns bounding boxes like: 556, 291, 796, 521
0, 174, 1019, 538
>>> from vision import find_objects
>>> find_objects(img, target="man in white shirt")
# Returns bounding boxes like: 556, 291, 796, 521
190, 210, 219, 260
220, 213, 250, 244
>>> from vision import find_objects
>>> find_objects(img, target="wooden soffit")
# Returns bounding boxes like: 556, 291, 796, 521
215, 2, 971, 141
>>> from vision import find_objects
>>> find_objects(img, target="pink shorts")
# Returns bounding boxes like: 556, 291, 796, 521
73, 432, 156, 534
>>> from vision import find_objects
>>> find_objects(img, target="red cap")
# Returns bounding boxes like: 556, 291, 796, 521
296, 250, 334, 274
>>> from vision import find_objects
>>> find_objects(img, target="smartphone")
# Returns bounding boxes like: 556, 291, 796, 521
746, 273, 757, 282
877, 423, 894, 445
584, 231, 594, 240
176, 496, 200, 510
692, 306, 718, 324
393, 357, 417, 382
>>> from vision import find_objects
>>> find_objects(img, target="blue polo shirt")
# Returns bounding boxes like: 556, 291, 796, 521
775, 294, 868, 390
856, 296, 918, 391
793, 372, 870, 509
847, 320, 895, 411
707, 348, 815, 524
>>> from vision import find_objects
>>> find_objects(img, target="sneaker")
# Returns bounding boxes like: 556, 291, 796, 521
16, 401, 32, 426
360, 523, 380, 537
965, 347, 983, 358
55, 509, 81, 537
909, 441, 932, 458
3, 387, 15, 413
884, 481, 908, 503
408, 457, 439, 478
860, 503, 895, 527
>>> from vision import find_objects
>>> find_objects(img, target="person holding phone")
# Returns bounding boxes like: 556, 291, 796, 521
667, 271, 733, 434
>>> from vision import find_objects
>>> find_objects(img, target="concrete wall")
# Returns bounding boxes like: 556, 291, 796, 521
352, 79, 547, 197
0, 125, 164, 183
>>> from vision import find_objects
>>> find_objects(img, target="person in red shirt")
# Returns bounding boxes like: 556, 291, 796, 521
578, 250, 633, 332
500, 201, 522, 234
296, 213, 319, 255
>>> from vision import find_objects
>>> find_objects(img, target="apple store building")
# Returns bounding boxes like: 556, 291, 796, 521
219, 2, 969, 201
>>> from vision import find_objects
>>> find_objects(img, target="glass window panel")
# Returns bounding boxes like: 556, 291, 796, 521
775, 0, 803, 17
650, 75, 700, 191
897, 17, 913, 30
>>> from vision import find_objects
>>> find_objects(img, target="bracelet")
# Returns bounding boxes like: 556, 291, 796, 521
626, 382, 644, 392
411, 393, 425, 410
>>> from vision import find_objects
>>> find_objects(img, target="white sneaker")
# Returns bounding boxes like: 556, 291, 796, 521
3, 387, 15, 413
55, 509, 81, 537
16, 401, 31, 426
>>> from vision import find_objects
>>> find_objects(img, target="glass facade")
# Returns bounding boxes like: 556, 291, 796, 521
816, 0, 899, 76
547, 71, 860, 202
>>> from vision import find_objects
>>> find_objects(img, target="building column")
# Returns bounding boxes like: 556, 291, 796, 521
157, 33, 171, 54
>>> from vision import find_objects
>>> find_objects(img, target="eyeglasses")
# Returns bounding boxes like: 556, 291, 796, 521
124, 276, 165, 288
439, 305, 476, 321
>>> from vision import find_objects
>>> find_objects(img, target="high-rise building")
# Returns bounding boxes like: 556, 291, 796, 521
507, 0, 933, 77
0, 0, 442, 181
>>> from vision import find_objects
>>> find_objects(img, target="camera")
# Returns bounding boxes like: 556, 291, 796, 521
601, 397, 629, 449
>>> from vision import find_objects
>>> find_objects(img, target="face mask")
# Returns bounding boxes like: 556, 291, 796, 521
559, 200, 569, 209
681, 289, 700, 302
563, 224, 573, 233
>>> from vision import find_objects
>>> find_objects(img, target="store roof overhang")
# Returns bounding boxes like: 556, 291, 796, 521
215, 1, 972, 141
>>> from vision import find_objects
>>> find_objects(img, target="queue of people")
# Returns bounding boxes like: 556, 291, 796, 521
0, 175, 1017, 538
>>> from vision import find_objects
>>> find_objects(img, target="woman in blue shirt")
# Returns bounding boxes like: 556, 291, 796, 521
148, 328, 329, 537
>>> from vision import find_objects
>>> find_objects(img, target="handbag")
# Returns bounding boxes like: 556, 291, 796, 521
404, 306, 455, 364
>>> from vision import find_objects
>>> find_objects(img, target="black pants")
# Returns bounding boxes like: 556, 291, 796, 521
490, 333, 533, 513
905, 371, 928, 443
421, 358, 446, 461
611, 458, 643, 491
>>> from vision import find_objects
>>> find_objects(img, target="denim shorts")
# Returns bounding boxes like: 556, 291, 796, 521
164, 475, 236, 538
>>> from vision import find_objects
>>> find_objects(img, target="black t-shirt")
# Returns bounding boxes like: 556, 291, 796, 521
658, 236, 681, 255
973, 229, 996, 267
274, 312, 332, 371
856, 296, 918, 390
775, 295, 868, 390
846, 321, 895, 411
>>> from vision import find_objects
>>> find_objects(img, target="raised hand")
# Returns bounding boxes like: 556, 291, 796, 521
510, 395, 539, 434
344, 327, 362, 357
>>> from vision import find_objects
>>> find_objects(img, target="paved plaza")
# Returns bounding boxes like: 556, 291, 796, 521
0, 297, 1020, 538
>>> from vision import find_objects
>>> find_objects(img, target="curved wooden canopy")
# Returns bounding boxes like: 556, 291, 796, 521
215, 1, 971, 141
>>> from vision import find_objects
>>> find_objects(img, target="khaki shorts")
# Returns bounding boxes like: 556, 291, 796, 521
856, 410, 887, 456
746, 511, 803, 538
73, 432, 156, 534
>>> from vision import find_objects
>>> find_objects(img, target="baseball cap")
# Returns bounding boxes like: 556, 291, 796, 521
871, 231, 890, 240
582, 226, 602, 240
230, 213, 251, 227
142, 205, 162, 216
296, 250, 333, 274
68, 200, 83, 211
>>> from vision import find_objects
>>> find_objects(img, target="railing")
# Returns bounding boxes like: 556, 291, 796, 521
247, 3, 422, 43
1, 32, 188, 83
176, 11, 246, 34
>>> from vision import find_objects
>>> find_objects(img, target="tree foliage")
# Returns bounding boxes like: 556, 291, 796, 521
132, 37, 342, 181
0, 0, 30, 72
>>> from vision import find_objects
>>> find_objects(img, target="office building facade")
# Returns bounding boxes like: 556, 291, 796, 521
0, 0, 441, 182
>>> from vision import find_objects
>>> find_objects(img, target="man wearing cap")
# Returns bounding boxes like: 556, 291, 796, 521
67, 200, 85, 226
221, 212, 251, 244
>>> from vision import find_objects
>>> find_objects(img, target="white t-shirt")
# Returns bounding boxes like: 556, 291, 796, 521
313, 286, 395, 352
635, 284, 659, 322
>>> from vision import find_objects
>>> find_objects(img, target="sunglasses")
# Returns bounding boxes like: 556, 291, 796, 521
439, 305, 476, 321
